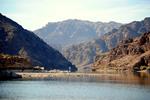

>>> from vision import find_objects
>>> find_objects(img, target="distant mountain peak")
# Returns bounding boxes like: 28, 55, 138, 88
34, 19, 122, 49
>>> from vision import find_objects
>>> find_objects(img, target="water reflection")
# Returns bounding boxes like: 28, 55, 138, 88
0, 80, 150, 100
0, 72, 150, 100
49, 71, 150, 85
16, 72, 150, 85
90, 71, 150, 85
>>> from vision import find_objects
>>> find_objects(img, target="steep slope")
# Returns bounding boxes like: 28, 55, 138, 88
102, 17, 150, 49
63, 38, 108, 66
0, 13, 77, 71
93, 32, 150, 72
63, 17, 150, 67
34, 19, 122, 49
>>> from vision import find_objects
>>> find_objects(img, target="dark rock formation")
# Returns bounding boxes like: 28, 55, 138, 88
0, 13, 77, 71
0, 70, 22, 80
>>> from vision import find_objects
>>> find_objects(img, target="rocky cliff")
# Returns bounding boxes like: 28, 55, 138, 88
93, 32, 150, 72
63, 17, 150, 67
0, 13, 77, 71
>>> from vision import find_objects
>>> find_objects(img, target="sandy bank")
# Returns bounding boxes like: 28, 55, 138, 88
17, 72, 119, 80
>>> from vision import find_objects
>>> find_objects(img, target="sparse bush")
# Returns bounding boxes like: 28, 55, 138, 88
140, 66, 147, 70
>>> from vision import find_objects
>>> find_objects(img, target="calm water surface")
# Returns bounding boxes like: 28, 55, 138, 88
0, 80, 150, 100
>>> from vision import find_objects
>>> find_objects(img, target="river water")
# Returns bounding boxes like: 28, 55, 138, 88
0, 79, 150, 100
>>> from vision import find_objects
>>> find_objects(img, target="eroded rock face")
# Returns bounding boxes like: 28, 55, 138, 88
93, 32, 150, 72
109, 32, 150, 60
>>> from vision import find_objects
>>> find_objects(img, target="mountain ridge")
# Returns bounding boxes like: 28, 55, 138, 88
34, 19, 122, 49
63, 17, 150, 68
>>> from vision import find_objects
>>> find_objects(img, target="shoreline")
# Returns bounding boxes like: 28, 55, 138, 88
16, 72, 150, 85
17, 72, 118, 80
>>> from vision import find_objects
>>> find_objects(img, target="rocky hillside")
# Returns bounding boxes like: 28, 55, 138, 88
93, 32, 150, 72
63, 17, 150, 67
0, 13, 77, 71
62, 38, 108, 66
34, 19, 122, 49
102, 17, 150, 50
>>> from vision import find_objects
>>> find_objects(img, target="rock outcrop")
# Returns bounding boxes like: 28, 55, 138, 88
0, 53, 31, 69
93, 32, 150, 72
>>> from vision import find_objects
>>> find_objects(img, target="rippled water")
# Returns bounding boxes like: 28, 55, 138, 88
0, 80, 150, 100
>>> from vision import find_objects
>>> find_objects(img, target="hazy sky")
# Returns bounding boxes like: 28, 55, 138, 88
0, 0, 150, 30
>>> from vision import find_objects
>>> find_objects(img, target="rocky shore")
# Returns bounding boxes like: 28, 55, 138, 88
0, 71, 22, 80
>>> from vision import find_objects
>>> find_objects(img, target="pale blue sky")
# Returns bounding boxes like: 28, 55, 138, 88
0, 0, 150, 30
